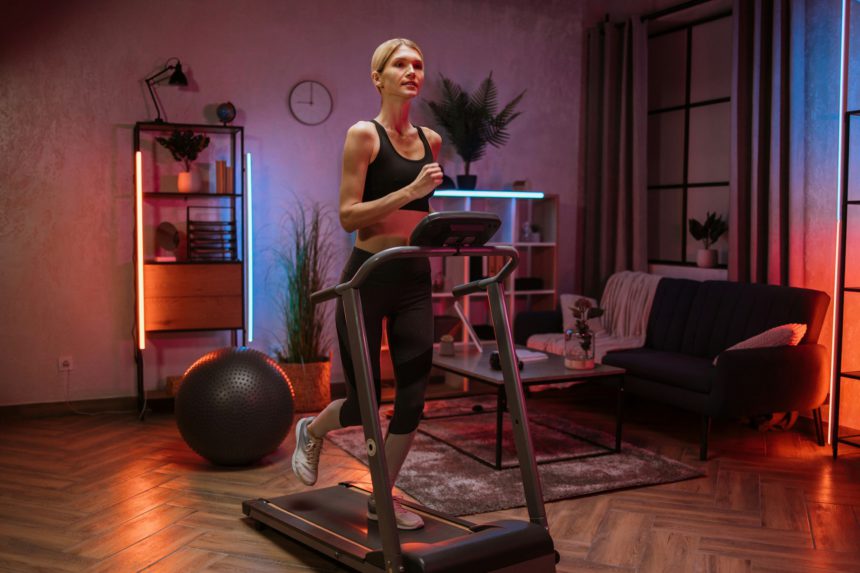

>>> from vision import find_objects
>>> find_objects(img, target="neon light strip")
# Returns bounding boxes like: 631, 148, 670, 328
434, 190, 544, 199
245, 152, 254, 342
829, 0, 851, 445
135, 151, 146, 350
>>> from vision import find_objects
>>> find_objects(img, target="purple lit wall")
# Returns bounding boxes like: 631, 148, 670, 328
0, 0, 584, 405
2, 0, 859, 434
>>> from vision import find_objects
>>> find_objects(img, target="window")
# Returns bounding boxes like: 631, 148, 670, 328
647, 12, 732, 266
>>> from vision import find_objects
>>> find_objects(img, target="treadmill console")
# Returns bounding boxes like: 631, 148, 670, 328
409, 211, 501, 248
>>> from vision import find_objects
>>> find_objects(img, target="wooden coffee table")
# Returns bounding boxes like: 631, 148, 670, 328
432, 345, 626, 470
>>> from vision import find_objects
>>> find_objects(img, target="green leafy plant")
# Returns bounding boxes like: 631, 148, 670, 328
688, 212, 728, 249
426, 72, 525, 175
155, 129, 210, 171
568, 297, 604, 352
274, 202, 335, 364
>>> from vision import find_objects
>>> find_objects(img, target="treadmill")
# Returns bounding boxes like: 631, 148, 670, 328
243, 211, 557, 573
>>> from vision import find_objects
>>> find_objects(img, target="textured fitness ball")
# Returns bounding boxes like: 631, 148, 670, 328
176, 347, 295, 466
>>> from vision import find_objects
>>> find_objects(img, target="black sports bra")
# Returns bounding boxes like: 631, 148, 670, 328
362, 120, 434, 212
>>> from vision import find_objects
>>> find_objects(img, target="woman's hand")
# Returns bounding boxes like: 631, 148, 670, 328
409, 163, 443, 199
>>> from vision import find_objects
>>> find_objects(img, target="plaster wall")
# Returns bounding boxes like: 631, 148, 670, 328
0, 0, 584, 405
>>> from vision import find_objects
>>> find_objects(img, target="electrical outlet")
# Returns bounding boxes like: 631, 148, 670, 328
58, 356, 74, 372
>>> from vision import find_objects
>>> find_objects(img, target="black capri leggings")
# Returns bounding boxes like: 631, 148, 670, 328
336, 247, 433, 434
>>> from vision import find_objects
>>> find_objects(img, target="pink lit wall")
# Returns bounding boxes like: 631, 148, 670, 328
0, 0, 585, 405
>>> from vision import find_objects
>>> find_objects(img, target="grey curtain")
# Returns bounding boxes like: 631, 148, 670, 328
730, 0, 791, 284
577, 18, 649, 299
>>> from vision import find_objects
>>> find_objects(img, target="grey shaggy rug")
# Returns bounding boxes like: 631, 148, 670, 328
327, 398, 704, 516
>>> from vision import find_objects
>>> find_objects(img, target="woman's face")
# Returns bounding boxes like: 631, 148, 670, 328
376, 46, 424, 98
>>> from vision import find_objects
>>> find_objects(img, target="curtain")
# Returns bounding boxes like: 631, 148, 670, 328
730, 0, 791, 284
578, 18, 649, 299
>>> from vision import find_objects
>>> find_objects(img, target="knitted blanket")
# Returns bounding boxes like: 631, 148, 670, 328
527, 271, 662, 362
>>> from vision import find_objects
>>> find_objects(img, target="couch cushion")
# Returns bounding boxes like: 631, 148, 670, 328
680, 281, 830, 359
645, 278, 701, 353
602, 348, 713, 394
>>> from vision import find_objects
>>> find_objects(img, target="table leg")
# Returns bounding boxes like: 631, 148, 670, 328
496, 388, 506, 470
615, 376, 624, 452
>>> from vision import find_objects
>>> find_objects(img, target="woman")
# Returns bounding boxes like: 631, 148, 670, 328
291, 38, 443, 531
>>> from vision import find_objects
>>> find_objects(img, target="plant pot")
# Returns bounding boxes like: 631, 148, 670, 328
177, 170, 201, 193
696, 248, 718, 268
278, 360, 331, 413
457, 175, 477, 190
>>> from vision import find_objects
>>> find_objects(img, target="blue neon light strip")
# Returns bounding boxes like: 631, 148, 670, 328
246, 152, 254, 342
434, 190, 544, 199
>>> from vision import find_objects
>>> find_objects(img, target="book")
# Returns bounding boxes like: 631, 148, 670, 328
516, 349, 548, 362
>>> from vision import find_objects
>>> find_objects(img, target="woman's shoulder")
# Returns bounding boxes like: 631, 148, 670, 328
419, 126, 442, 156
344, 121, 378, 148
347, 120, 378, 139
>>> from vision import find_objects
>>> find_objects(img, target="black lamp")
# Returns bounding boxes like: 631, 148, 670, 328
145, 58, 189, 123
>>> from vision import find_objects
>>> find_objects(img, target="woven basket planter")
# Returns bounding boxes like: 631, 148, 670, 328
278, 360, 331, 413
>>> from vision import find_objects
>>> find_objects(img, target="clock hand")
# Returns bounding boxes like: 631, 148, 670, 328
309, 82, 314, 105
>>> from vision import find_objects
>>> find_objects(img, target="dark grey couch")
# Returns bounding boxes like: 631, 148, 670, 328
515, 278, 831, 460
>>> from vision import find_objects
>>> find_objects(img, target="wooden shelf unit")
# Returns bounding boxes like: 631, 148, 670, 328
133, 121, 251, 413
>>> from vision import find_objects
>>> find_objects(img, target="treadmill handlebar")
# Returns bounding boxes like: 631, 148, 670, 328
310, 245, 519, 303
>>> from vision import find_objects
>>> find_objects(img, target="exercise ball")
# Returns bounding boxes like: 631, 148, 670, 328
176, 347, 295, 466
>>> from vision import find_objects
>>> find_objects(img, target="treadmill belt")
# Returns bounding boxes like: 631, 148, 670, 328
265, 484, 471, 549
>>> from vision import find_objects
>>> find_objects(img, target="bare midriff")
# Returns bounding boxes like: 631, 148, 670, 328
355, 209, 427, 253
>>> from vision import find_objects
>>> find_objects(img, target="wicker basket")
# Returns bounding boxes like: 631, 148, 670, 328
278, 361, 331, 413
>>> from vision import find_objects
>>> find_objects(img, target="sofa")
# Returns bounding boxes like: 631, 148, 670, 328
514, 277, 831, 460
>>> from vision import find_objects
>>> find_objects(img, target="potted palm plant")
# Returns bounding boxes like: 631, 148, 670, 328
688, 211, 728, 268
274, 201, 336, 412
155, 129, 210, 192
426, 72, 525, 189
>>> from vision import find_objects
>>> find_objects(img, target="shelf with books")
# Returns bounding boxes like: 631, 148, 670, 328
133, 121, 253, 415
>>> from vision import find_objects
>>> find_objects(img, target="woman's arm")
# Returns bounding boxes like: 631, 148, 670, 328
338, 122, 441, 233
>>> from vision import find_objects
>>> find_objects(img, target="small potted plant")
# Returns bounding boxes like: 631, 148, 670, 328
426, 72, 524, 189
274, 201, 336, 412
155, 129, 210, 192
688, 211, 728, 268
564, 298, 604, 370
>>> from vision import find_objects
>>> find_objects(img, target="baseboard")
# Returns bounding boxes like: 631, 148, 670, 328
0, 397, 138, 421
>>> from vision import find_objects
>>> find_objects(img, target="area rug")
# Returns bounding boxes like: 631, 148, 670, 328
328, 399, 704, 516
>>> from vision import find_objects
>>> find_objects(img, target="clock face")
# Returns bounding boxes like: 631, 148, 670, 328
289, 80, 333, 126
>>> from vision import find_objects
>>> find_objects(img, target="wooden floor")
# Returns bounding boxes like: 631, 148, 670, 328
2, 387, 860, 573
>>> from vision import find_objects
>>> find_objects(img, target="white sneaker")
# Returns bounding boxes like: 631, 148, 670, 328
367, 495, 425, 530
291, 417, 323, 486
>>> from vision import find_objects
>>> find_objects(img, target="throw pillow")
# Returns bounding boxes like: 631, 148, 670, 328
560, 294, 604, 333
713, 323, 807, 366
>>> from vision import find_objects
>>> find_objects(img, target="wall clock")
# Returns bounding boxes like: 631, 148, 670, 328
288, 80, 333, 126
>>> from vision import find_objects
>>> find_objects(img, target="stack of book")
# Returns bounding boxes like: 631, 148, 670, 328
215, 160, 234, 194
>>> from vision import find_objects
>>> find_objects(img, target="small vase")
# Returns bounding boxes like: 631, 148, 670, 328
177, 170, 201, 193
457, 175, 477, 190
564, 328, 595, 370
696, 248, 718, 268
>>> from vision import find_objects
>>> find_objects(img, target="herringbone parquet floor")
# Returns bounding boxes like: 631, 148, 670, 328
1, 387, 859, 572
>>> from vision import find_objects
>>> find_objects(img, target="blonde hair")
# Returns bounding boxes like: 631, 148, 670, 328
370, 39, 424, 92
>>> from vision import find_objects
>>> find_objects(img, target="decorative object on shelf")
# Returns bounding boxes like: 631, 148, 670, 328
155, 129, 210, 193
144, 57, 189, 123
688, 211, 728, 268
564, 297, 603, 370
186, 206, 236, 261
520, 222, 541, 242
216, 101, 237, 125
426, 72, 525, 189
215, 160, 234, 194
275, 200, 336, 412
288, 80, 333, 125
155, 221, 181, 261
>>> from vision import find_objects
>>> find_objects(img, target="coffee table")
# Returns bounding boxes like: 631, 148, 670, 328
432, 345, 626, 470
